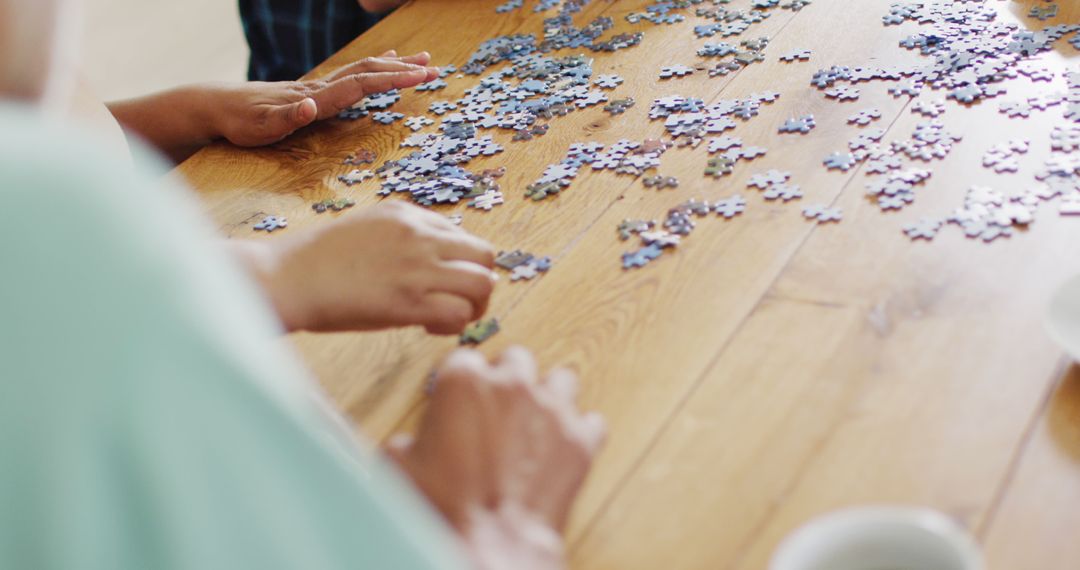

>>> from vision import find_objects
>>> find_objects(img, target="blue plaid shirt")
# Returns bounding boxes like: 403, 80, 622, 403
239, 0, 384, 81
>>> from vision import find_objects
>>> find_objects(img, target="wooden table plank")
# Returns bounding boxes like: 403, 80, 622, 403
982, 366, 1080, 569
173, 0, 1080, 567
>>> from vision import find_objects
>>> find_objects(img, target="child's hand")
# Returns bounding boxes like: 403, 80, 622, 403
387, 347, 605, 570
237, 201, 496, 334
212, 51, 438, 147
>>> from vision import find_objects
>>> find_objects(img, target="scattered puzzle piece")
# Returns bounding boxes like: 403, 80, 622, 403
253, 215, 287, 232
460, 318, 500, 345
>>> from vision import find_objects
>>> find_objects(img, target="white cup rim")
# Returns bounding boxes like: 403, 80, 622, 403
770, 505, 984, 570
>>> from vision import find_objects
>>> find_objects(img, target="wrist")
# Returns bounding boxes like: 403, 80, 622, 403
460, 503, 566, 570
229, 238, 314, 332
176, 83, 230, 142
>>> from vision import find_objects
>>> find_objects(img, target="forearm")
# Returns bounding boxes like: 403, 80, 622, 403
107, 85, 223, 163
227, 239, 312, 333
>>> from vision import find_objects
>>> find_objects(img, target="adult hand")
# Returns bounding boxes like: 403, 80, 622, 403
236, 201, 496, 334
212, 50, 437, 146
387, 347, 606, 570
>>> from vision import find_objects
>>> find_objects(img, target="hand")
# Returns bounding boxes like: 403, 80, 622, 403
358, 0, 409, 13
387, 348, 606, 570
211, 50, 438, 146
236, 201, 496, 334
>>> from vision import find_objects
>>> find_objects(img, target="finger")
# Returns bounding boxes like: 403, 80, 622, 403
435, 231, 496, 268
381, 49, 398, 57
416, 292, 475, 335
493, 345, 538, 384
400, 51, 431, 66
543, 368, 579, 404
383, 433, 415, 465
311, 70, 430, 119
270, 97, 318, 138
578, 411, 607, 455
354, 58, 430, 75
327, 53, 433, 80
435, 347, 492, 383
431, 261, 496, 319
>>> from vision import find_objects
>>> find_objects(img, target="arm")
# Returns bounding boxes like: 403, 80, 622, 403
106, 86, 221, 162
108, 52, 438, 162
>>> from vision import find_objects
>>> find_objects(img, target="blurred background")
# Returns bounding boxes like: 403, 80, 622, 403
81, 0, 248, 101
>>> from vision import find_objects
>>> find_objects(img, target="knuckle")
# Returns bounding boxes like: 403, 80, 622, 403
471, 272, 495, 298
437, 302, 472, 331
438, 349, 490, 384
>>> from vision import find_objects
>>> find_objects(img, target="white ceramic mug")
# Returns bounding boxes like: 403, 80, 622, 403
769, 506, 984, 570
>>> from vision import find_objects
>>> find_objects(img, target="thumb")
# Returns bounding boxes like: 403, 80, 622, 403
276, 97, 318, 134
384, 433, 415, 466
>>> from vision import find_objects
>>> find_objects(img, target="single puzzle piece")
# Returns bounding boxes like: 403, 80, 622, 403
312, 198, 356, 213
621, 244, 665, 269
495, 249, 534, 270
1028, 3, 1058, 21
371, 111, 404, 125
708, 136, 743, 153
779, 115, 816, 134
594, 74, 624, 89
468, 189, 505, 210
676, 199, 712, 217
779, 48, 812, 62
338, 169, 374, 186
802, 204, 843, 223
912, 99, 947, 118
714, 195, 747, 219
823, 152, 859, 171
618, 219, 655, 240
459, 318, 500, 345
866, 154, 903, 174
902, 217, 943, 240
888, 80, 922, 98
428, 100, 457, 115
404, 116, 435, 131
338, 106, 369, 120
639, 230, 682, 248
847, 108, 882, 126
604, 97, 635, 115
704, 156, 737, 178
698, 42, 737, 58
253, 215, 287, 232
343, 149, 377, 165
762, 183, 803, 201
510, 263, 539, 281
525, 181, 565, 201
738, 146, 768, 160
747, 169, 791, 189
1051, 126, 1080, 153
415, 78, 448, 91
825, 86, 861, 101
642, 175, 679, 189
659, 65, 695, 79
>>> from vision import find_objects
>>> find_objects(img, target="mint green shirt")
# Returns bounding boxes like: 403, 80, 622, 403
0, 104, 469, 570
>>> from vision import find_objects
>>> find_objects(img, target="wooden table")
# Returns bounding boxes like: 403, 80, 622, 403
175, 1, 1080, 567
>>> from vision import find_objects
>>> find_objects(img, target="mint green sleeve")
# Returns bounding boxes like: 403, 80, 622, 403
0, 107, 470, 570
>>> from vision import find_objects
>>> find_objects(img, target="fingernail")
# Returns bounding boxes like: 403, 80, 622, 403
490, 271, 500, 282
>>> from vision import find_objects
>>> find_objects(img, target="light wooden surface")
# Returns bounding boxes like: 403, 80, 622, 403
175, 0, 1080, 567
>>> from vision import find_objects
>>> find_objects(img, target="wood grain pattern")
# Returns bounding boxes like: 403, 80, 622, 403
174, 0, 1080, 567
